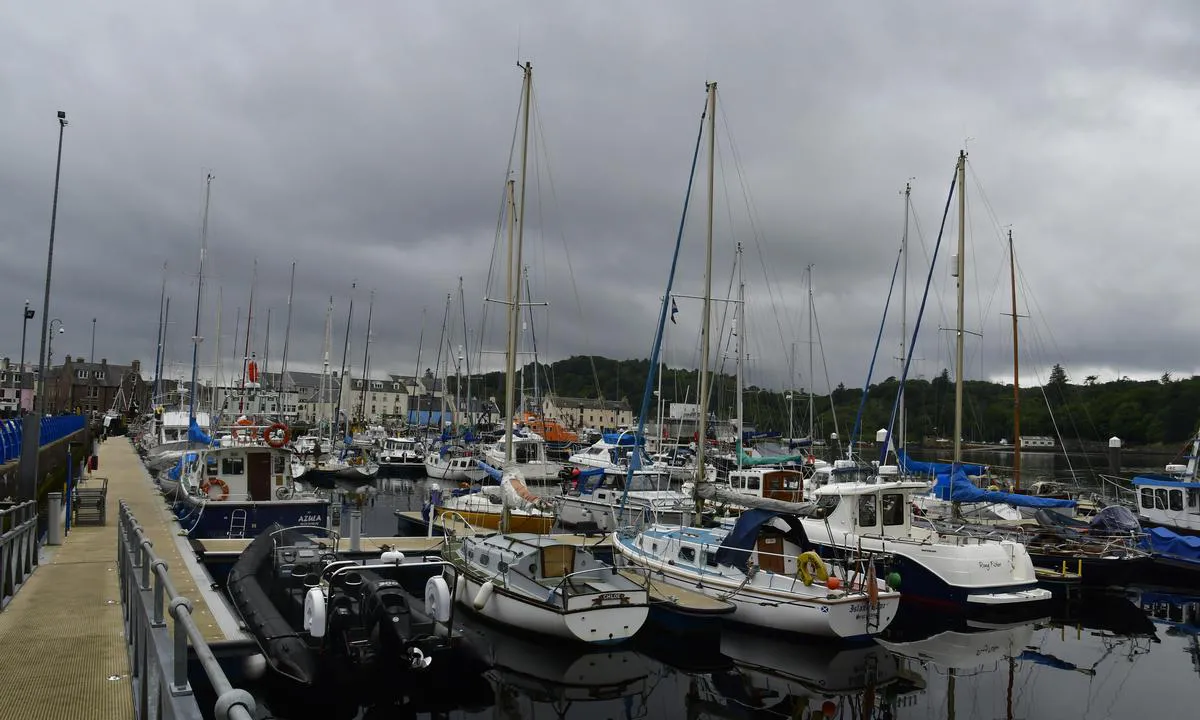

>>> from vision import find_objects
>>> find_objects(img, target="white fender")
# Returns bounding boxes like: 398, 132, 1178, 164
454, 574, 466, 601
472, 580, 495, 610
425, 576, 452, 623
380, 550, 406, 564
303, 587, 327, 638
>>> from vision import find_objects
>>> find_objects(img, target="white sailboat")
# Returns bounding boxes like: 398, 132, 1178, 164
441, 64, 648, 644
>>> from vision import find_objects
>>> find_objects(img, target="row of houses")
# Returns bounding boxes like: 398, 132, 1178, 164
1, 355, 147, 417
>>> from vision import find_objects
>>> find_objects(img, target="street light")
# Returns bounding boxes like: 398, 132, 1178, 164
48, 318, 64, 366
21, 110, 68, 502
14, 301, 35, 411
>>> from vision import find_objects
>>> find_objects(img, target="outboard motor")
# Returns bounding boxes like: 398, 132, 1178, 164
359, 571, 415, 655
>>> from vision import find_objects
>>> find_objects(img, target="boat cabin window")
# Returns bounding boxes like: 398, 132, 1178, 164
1140, 488, 1154, 509
515, 444, 538, 463
811, 494, 840, 518
678, 546, 696, 563
221, 456, 245, 475
540, 545, 575, 578
273, 454, 285, 474
746, 476, 760, 491
1170, 489, 1184, 512
881, 493, 905, 526
1190, 490, 1199, 509
164, 429, 179, 442
704, 551, 718, 567
858, 495, 878, 527
1156, 488, 1170, 510
206, 457, 218, 476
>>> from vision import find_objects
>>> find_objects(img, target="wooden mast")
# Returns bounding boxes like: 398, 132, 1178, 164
1009, 228, 1022, 491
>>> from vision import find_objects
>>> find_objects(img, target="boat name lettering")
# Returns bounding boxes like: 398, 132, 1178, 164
591, 592, 630, 606
297, 513, 322, 524
978, 560, 1003, 569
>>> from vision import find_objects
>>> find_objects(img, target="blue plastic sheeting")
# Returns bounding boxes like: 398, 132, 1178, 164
1139, 526, 1200, 564
0, 415, 87, 464
713, 509, 779, 571
932, 468, 1077, 508
187, 417, 216, 446
1018, 650, 1079, 671
167, 451, 200, 481
603, 433, 643, 446
476, 461, 504, 483
896, 448, 986, 477
408, 411, 448, 426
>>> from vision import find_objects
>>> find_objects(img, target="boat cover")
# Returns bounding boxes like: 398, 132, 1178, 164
735, 447, 808, 467
1088, 505, 1140, 535
713, 509, 806, 571
932, 468, 1076, 508
1139, 527, 1200, 565
187, 416, 216, 446
166, 451, 200, 481
603, 432, 643, 446
896, 448, 986, 477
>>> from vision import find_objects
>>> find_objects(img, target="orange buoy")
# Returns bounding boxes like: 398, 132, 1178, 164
247, 360, 259, 384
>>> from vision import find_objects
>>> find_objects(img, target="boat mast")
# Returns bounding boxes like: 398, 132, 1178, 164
152, 261, 167, 405
953, 150, 967, 515
503, 178, 516, 460
334, 282, 356, 439
734, 242, 744, 470
695, 81, 716, 484
189, 173, 213, 422
358, 289, 375, 423
898, 182, 911, 454
806, 264, 815, 447
504, 62, 532, 465
262, 308, 271, 392
412, 307, 425, 426
321, 296, 332, 439
238, 259, 256, 416
1008, 228, 1022, 490
211, 286, 222, 420
459, 277, 471, 427
279, 260, 296, 398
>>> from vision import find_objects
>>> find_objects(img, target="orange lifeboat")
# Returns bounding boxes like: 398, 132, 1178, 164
518, 412, 578, 444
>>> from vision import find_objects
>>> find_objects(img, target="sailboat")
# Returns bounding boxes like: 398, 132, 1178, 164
611, 82, 899, 639
439, 64, 649, 645
800, 152, 1054, 612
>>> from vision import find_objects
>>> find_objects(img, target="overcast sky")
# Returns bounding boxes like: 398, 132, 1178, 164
3, 1, 1197, 399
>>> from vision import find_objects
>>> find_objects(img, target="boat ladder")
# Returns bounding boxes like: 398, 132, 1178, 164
228, 508, 248, 538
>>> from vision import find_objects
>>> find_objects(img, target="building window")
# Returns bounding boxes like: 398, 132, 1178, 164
94, 371, 105, 380
76, 370, 88, 379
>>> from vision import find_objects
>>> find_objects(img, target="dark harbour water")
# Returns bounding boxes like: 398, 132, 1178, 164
232, 475, 1200, 720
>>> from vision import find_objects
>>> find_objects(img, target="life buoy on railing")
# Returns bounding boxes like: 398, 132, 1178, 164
263, 422, 290, 448
796, 551, 829, 586
200, 477, 230, 501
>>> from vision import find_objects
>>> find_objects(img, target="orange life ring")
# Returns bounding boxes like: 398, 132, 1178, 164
200, 477, 230, 501
264, 422, 290, 448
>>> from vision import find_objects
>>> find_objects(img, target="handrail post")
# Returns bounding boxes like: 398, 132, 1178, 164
170, 596, 192, 693
151, 559, 167, 627
140, 539, 153, 590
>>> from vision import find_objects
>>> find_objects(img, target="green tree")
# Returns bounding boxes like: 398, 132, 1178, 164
1048, 364, 1068, 387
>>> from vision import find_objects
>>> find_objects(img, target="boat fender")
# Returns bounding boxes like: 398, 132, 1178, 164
455, 574, 466, 600
241, 653, 267, 680
796, 551, 829, 586
473, 580, 495, 610
425, 576, 453, 623
303, 587, 327, 638
381, 550, 406, 564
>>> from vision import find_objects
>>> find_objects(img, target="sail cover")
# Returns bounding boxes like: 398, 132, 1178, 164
932, 468, 1076, 508
896, 448, 986, 477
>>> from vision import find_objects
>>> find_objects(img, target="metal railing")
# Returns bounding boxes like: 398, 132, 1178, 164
0, 414, 87, 464
0, 500, 38, 609
117, 501, 255, 720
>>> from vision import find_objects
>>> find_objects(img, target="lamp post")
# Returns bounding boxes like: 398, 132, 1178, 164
20, 110, 68, 502
48, 319, 63, 413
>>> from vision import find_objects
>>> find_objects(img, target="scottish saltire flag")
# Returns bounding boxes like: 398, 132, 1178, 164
670, 297, 678, 324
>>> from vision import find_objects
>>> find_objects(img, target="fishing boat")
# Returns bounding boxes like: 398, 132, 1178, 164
1130, 431, 1200, 534
225, 524, 490, 690
424, 445, 486, 483
443, 529, 651, 644
614, 508, 900, 638
379, 435, 426, 477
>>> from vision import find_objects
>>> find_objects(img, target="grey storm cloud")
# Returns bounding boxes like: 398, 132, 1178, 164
3, 0, 1199, 400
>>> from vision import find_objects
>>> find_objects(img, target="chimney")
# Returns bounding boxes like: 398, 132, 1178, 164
101, 358, 107, 366
64, 354, 72, 364
131, 359, 141, 375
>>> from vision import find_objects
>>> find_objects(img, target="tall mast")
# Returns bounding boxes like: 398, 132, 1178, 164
160, 297, 170, 405
152, 261, 167, 404
412, 307, 425, 424
280, 260, 296, 396
459, 277, 471, 426
321, 296, 332, 436
807, 264, 815, 445
1009, 228, 1022, 490
189, 173, 213, 422
334, 282, 356, 439
734, 242, 744, 470
898, 182, 911, 453
358, 289, 375, 422
262, 308, 272, 391
238, 259, 256, 415
953, 151, 967, 472
211, 286, 222, 419
504, 61, 532, 464
695, 81, 716, 483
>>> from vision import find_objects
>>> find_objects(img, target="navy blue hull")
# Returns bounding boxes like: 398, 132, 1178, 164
174, 498, 330, 539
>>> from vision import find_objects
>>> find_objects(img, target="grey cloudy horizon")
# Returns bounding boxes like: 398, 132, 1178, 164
4, 1, 1198, 403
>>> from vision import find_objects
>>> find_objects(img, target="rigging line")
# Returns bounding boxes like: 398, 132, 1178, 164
880, 161, 960, 464
530, 84, 603, 401
619, 92, 709, 518
810, 289, 841, 446
849, 247, 902, 454
717, 101, 794, 379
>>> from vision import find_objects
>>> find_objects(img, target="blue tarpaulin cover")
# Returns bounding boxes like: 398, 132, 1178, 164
1139, 526, 1200, 564
714, 509, 779, 571
187, 417, 216, 446
897, 448, 986, 476
932, 468, 1077, 508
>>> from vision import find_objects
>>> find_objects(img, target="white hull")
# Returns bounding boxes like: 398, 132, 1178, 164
424, 457, 486, 483
449, 570, 648, 644
555, 495, 696, 531
613, 535, 898, 638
